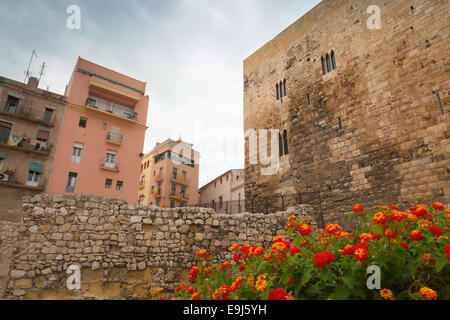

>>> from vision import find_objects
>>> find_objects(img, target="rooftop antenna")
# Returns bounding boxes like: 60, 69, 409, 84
24, 49, 37, 83
38, 61, 46, 83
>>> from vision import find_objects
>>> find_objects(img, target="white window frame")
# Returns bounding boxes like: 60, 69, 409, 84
105, 150, 116, 168
26, 171, 40, 187
71, 143, 83, 163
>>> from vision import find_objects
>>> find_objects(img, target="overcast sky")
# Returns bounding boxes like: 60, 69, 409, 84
0, 0, 321, 187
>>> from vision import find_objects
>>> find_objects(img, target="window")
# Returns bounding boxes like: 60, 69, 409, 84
236, 175, 239, 180
157, 183, 161, 194
276, 83, 279, 100
219, 196, 223, 209
71, 143, 83, 163
138, 195, 145, 205
220, 178, 222, 184
283, 130, 289, 155
181, 186, 186, 198
5, 95, 19, 113
182, 170, 186, 182
322, 50, 337, 75
283, 79, 287, 96
276, 80, 287, 100
43, 108, 54, 123
0, 158, 3, 170
156, 199, 160, 206
79, 117, 87, 128
151, 186, 154, 193
116, 181, 123, 191
279, 132, 283, 157
105, 179, 112, 189
102, 123, 107, 130
105, 151, 116, 168
170, 200, 175, 208
159, 167, 163, 177
171, 183, 176, 196
140, 175, 145, 186
35, 130, 50, 150
172, 167, 177, 179
0, 121, 12, 144
66, 172, 77, 193
226, 175, 229, 181
27, 171, 40, 187
214, 182, 216, 188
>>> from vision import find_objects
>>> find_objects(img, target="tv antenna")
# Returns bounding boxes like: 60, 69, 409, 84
24, 49, 37, 83
38, 61, 46, 83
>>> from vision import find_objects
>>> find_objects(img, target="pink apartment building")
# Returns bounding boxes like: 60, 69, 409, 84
47, 57, 149, 203
138, 139, 199, 207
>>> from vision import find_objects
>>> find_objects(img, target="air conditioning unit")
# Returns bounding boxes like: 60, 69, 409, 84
0, 173, 9, 182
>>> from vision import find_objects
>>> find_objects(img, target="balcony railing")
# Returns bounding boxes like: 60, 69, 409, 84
86, 98, 137, 121
169, 193, 189, 201
0, 137, 51, 156
100, 157, 119, 172
171, 176, 189, 185
106, 132, 123, 145
156, 173, 163, 182
1, 104, 55, 127
0, 169, 46, 191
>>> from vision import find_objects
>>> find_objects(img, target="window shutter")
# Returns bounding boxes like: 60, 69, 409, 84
29, 161, 44, 173
36, 130, 50, 140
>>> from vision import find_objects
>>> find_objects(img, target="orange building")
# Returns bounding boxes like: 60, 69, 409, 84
47, 57, 149, 203
138, 139, 199, 207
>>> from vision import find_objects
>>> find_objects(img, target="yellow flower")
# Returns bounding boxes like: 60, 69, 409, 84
247, 276, 254, 286
438, 235, 449, 240
418, 219, 429, 227
380, 289, 393, 300
272, 242, 287, 252
419, 287, 437, 300
230, 244, 240, 252
360, 233, 373, 241
407, 213, 418, 221
287, 215, 296, 221
273, 235, 285, 242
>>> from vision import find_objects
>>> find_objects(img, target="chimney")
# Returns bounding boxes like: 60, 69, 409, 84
27, 77, 39, 88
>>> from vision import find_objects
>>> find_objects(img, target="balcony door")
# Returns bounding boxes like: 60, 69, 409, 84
105, 151, 116, 168
0, 121, 12, 144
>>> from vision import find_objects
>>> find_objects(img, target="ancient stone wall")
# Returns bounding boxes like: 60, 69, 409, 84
1, 194, 317, 300
244, 0, 449, 224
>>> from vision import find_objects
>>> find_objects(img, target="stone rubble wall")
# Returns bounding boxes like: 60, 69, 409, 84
1, 194, 317, 300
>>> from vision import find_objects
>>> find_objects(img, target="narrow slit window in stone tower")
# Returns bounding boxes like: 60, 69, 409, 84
283, 79, 287, 97
276, 83, 279, 100
326, 53, 332, 73
283, 129, 289, 155
321, 56, 326, 75
331, 50, 336, 70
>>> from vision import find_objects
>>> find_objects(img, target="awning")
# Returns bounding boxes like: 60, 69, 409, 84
36, 130, 50, 141
8, 92, 23, 100
0, 152, 6, 159
29, 161, 44, 173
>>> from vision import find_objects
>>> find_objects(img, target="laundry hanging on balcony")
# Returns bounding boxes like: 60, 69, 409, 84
8, 135, 22, 146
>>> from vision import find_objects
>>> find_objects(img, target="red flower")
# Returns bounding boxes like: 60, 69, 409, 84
176, 283, 187, 292
298, 223, 312, 236
354, 248, 369, 262
290, 246, 301, 256
240, 245, 251, 254
313, 251, 334, 268
233, 253, 241, 263
432, 202, 444, 211
287, 275, 295, 285
390, 205, 399, 210
383, 226, 399, 239
353, 204, 364, 212
221, 262, 231, 270
415, 207, 427, 217
268, 288, 289, 300
341, 245, 356, 256
410, 230, 424, 241
190, 266, 199, 282
400, 241, 408, 250
355, 241, 368, 250
373, 212, 387, 225
239, 264, 247, 272
322, 250, 335, 263
445, 244, 450, 253
427, 225, 442, 237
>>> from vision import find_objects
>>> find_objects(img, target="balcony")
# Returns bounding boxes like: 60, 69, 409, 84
86, 97, 137, 121
99, 157, 119, 172
138, 181, 145, 189
0, 105, 55, 127
0, 169, 46, 191
169, 192, 189, 202
0, 137, 51, 156
156, 173, 163, 182
171, 176, 189, 186
106, 132, 123, 145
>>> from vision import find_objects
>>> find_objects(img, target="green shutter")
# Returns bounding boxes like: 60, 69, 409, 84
0, 152, 7, 159
29, 161, 44, 173
69, 172, 78, 177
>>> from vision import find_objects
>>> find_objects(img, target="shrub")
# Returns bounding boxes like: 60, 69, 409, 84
152, 203, 450, 300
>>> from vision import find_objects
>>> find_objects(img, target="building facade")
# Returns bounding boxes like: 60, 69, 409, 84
199, 169, 245, 213
138, 139, 199, 207
244, 0, 449, 226
0, 76, 66, 221
47, 57, 149, 204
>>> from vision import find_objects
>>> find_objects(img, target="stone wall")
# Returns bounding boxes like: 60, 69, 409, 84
1, 194, 317, 300
244, 0, 449, 224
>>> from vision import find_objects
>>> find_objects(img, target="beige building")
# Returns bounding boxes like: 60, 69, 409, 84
138, 139, 200, 207
199, 169, 245, 213
0, 76, 66, 221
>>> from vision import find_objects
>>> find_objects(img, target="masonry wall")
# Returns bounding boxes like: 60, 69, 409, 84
1, 194, 317, 300
244, 0, 449, 225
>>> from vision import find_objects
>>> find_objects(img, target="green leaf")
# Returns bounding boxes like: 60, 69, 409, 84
342, 275, 354, 289
331, 286, 351, 300
435, 259, 447, 273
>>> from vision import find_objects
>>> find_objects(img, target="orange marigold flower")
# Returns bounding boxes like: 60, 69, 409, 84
360, 233, 373, 241
432, 202, 444, 211
421, 253, 434, 265
419, 287, 437, 300
221, 261, 231, 270
447, 213, 450, 220
298, 223, 312, 236
380, 289, 393, 300
373, 212, 387, 225
230, 244, 240, 252
340, 245, 356, 256
383, 226, 399, 239
336, 231, 350, 238
354, 248, 369, 262
324, 224, 343, 234
287, 215, 296, 221
175, 283, 187, 293
273, 235, 286, 242
272, 242, 288, 252
247, 276, 254, 286
407, 213, 418, 221
231, 277, 245, 291
353, 204, 364, 212
389, 210, 405, 222
410, 230, 424, 241
152, 287, 164, 298
250, 247, 264, 256
418, 219, 430, 228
